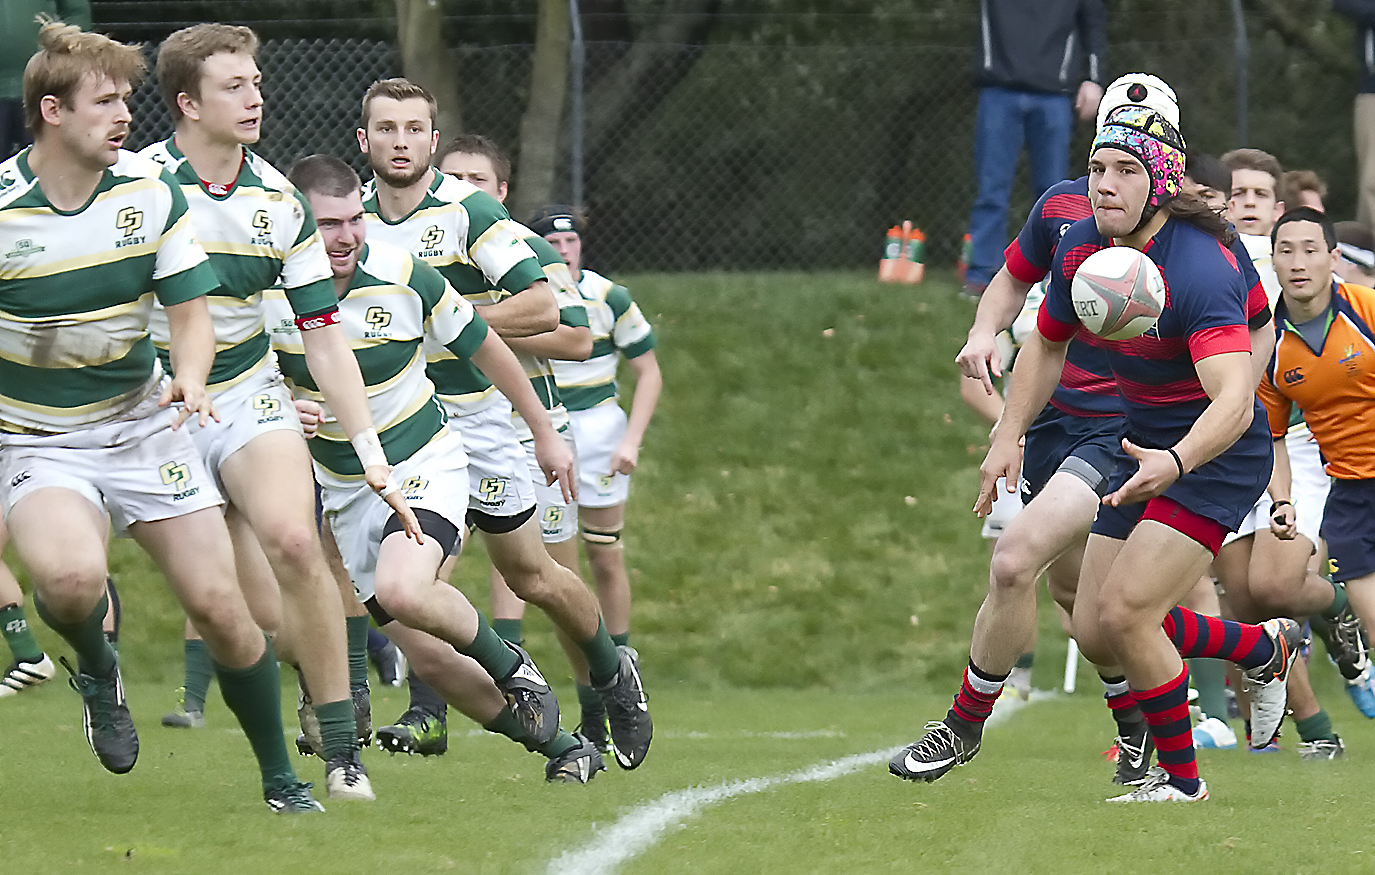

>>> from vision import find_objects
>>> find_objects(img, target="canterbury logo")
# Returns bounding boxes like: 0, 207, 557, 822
1282, 367, 1304, 385
116, 207, 143, 237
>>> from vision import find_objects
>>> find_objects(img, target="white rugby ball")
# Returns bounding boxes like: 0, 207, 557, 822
1070, 246, 1165, 340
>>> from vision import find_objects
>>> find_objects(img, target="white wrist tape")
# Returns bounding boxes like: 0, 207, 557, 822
350, 428, 388, 470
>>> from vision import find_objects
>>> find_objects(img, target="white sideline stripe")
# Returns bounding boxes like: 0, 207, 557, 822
546, 690, 1053, 875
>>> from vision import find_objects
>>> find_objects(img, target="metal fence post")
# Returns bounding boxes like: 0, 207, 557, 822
1232, 0, 1249, 147
569, 0, 585, 209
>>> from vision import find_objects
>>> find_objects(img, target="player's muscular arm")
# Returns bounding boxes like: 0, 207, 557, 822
957, 266, 1035, 393
160, 297, 218, 427
468, 328, 577, 500
1105, 351, 1255, 507
476, 280, 558, 337
1248, 318, 1276, 390
614, 349, 663, 475
504, 324, 592, 361
974, 330, 1068, 516
301, 322, 422, 540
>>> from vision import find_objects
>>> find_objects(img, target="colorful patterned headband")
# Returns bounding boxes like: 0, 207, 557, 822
1090, 105, 1187, 211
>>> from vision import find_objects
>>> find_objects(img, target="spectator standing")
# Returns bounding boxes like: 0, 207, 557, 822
964, 0, 1106, 297
0, 1, 90, 158
1336, 1, 1375, 231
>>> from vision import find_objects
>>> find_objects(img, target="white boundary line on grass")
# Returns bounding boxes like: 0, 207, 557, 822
545, 690, 1053, 875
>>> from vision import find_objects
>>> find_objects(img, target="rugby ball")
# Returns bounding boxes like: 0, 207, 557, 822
1070, 247, 1165, 340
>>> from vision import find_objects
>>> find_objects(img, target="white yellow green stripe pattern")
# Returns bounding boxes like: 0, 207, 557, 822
363, 172, 543, 415
141, 140, 337, 391
0, 148, 218, 433
264, 240, 488, 478
553, 269, 656, 411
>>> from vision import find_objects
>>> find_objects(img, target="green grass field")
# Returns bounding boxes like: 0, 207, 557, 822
5, 271, 1375, 873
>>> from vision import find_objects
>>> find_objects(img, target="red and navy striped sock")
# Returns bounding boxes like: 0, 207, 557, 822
1162, 606, 1274, 669
1133, 665, 1200, 795
947, 661, 1007, 728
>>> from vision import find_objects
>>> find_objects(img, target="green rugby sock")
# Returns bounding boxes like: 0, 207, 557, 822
215, 637, 296, 792
456, 613, 518, 680
1295, 709, 1336, 743
610, 631, 630, 648
316, 698, 356, 761
346, 614, 370, 688
34, 592, 114, 677
581, 618, 622, 688
1322, 581, 1350, 621
182, 639, 214, 711
493, 618, 524, 645
0, 602, 44, 663
1189, 658, 1229, 724
483, 705, 579, 758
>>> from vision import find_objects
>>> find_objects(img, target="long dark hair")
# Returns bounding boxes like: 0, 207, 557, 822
1166, 190, 1237, 246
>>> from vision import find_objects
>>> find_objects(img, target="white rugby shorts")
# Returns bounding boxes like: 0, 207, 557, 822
319, 428, 469, 602
0, 379, 224, 532
442, 396, 537, 518
188, 367, 302, 494
569, 403, 632, 510
1223, 424, 1329, 548
523, 427, 579, 543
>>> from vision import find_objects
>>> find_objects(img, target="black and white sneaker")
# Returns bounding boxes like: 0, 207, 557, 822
1243, 617, 1306, 749
372, 640, 406, 688
0, 653, 56, 698
578, 697, 611, 753
63, 656, 138, 774
325, 753, 376, 800
494, 643, 559, 747
1315, 604, 1370, 681
545, 732, 607, 784
1112, 719, 1155, 786
889, 719, 981, 783
352, 683, 372, 747
264, 780, 325, 814
597, 645, 652, 770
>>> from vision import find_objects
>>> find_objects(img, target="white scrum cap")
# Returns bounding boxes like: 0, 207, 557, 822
1096, 73, 1179, 133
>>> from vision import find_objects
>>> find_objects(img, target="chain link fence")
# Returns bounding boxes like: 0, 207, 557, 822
77, 4, 1373, 272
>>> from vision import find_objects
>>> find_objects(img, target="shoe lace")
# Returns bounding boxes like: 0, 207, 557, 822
62, 657, 118, 732
909, 720, 964, 761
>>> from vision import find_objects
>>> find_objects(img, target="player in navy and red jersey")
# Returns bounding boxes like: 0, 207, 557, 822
990, 105, 1299, 802
892, 75, 1270, 791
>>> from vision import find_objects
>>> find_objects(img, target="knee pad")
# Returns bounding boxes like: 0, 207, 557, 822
581, 525, 622, 546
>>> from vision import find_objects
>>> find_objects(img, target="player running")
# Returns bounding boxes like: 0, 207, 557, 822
267, 153, 566, 760
988, 106, 1297, 802
0, 20, 320, 813
356, 80, 652, 770
139, 24, 419, 801
892, 74, 1271, 788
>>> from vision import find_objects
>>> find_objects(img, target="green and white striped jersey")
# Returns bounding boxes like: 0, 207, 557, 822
505, 231, 587, 439
0, 147, 219, 433
141, 139, 337, 391
552, 269, 656, 412
264, 240, 488, 480
362, 171, 543, 416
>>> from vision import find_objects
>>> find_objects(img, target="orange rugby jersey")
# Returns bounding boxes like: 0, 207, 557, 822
1258, 281, 1375, 480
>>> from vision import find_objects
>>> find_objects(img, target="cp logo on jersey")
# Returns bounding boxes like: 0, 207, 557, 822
421, 226, 444, 249
401, 476, 428, 497
363, 309, 390, 332
116, 207, 144, 237
252, 210, 273, 237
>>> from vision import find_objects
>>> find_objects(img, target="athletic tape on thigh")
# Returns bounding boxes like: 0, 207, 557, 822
1058, 454, 1110, 497
581, 525, 623, 545
363, 596, 395, 627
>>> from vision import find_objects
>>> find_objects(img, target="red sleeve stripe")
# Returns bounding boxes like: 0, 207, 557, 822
1037, 306, 1079, 342
1188, 324, 1251, 361
1115, 374, 1209, 405
1058, 360, 1118, 395
296, 307, 341, 331
1004, 240, 1048, 284
1245, 282, 1268, 319
1215, 240, 1240, 272
1043, 193, 1093, 222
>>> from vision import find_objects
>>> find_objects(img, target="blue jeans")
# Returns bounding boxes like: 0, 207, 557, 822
966, 87, 1073, 288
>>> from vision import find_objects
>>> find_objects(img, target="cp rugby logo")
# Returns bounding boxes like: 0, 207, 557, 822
364, 306, 392, 338
419, 225, 444, 257
159, 461, 201, 499
252, 210, 273, 241
115, 207, 145, 248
